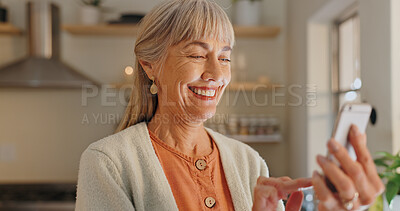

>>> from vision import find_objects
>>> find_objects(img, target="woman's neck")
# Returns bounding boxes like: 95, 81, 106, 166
147, 110, 213, 157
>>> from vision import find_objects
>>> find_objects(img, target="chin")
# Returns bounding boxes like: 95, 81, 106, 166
189, 109, 216, 123
202, 110, 216, 120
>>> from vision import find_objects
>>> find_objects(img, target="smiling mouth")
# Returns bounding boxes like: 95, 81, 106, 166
188, 86, 217, 98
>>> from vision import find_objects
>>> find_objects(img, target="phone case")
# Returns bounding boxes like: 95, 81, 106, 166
329, 103, 372, 164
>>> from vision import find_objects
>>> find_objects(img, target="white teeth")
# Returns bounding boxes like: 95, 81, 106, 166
189, 87, 216, 97
210, 90, 215, 96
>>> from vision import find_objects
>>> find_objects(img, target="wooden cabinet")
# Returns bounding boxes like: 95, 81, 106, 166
62, 24, 280, 38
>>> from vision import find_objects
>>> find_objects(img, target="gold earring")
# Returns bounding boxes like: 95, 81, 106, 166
149, 76, 158, 95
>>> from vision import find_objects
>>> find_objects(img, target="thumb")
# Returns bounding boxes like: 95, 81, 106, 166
285, 191, 304, 211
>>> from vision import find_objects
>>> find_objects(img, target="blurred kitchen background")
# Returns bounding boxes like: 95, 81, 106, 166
0, 0, 399, 210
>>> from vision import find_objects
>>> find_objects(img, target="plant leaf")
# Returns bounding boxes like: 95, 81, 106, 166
389, 159, 400, 170
390, 173, 400, 186
380, 171, 395, 178
376, 151, 396, 159
385, 181, 399, 206
374, 158, 389, 167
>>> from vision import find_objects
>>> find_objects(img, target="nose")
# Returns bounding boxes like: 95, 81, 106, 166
201, 57, 225, 83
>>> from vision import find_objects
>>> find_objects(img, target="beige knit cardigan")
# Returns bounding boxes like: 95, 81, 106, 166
75, 122, 284, 211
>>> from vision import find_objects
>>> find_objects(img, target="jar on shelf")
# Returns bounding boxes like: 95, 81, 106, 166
257, 117, 268, 135
248, 115, 259, 135
270, 117, 280, 133
239, 116, 250, 135
265, 118, 275, 135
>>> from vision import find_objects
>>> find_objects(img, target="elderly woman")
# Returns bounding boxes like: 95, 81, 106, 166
75, 0, 383, 210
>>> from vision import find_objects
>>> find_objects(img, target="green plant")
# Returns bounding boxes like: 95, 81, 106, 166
374, 151, 400, 205
82, 0, 103, 7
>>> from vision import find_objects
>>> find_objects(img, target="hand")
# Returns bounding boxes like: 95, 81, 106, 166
312, 124, 385, 211
252, 176, 312, 211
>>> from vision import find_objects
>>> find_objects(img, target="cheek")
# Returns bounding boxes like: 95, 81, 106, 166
160, 65, 199, 94
175, 63, 203, 83
224, 66, 232, 82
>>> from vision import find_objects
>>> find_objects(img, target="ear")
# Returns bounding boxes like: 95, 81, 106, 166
139, 60, 154, 79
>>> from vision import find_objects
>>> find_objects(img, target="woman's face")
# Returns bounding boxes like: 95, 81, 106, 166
155, 39, 232, 123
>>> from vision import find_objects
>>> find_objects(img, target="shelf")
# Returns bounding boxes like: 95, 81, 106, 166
62, 24, 280, 38
227, 134, 282, 143
62, 24, 140, 36
0, 23, 22, 35
234, 26, 280, 38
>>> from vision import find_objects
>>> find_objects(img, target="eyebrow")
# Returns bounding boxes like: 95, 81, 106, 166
183, 41, 232, 52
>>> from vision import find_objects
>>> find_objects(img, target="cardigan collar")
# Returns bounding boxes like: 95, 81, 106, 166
136, 122, 250, 210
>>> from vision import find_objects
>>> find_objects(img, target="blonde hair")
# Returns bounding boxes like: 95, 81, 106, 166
115, 0, 235, 132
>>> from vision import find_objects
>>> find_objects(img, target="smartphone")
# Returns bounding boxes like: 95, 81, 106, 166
326, 103, 372, 192
328, 103, 372, 165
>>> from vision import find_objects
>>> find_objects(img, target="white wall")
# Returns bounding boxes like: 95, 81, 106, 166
287, 0, 329, 178
288, 0, 399, 177
359, 0, 395, 154
0, 88, 125, 182
391, 0, 400, 153
306, 22, 332, 176
306, 0, 358, 177
0, 0, 289, 182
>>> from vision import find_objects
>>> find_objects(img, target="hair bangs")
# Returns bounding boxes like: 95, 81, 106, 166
169, 0, 235, 47
117, 0, 236, 131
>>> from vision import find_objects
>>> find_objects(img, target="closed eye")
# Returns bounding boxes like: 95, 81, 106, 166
189, 55, 205, 59
220, 58, 231, 62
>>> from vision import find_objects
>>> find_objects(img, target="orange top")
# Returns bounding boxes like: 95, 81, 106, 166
148, 129, 235, 211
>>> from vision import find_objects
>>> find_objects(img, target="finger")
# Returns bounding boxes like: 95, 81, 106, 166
257, 176, 268, 185
253, 185, 279, 211
282, 178, 313, 192
348, 125, 385, 194
259, 177, 312, 194
316, 155, 357, 201
286, 191, 304, 211
279, 176, 293, 190
257, 176, 312, 200
280, 176, 292, 182
327, 139, 373, 204
348, 125, 371, 167
312, 171, 340, 210
257, 176, 292, 184
257, 177, 289, 199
